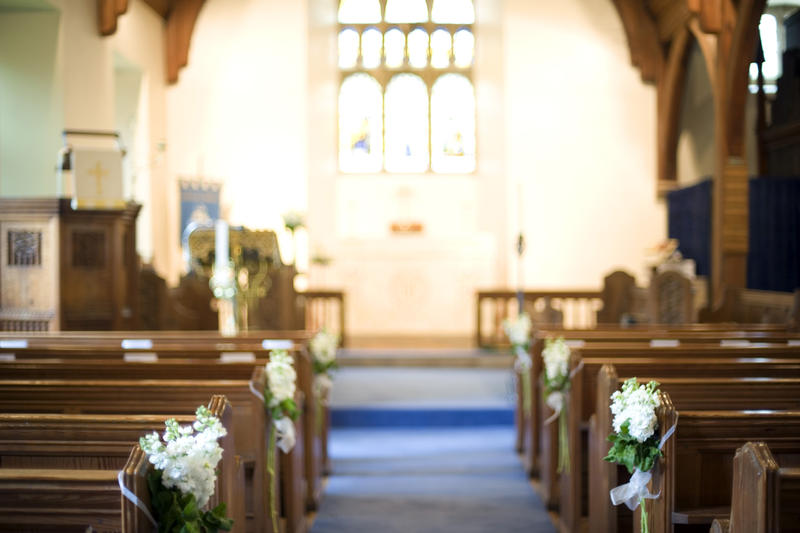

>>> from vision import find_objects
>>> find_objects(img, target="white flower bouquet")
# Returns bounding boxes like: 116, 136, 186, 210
263, 349, 300, 533
310, 328, 339, 402
542, 337, 571, 473
604, 378, 671, 533
503, 312, 533, 425
282, 210, 305, 232
139, 406, 233, 532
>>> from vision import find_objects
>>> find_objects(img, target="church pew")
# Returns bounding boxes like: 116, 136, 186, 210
0, 374, 305, 533
539, 354, 800, 510
0, 444, 152, 532
0, 342, 325, 513
0, 395, 245, 532
587, 368, 800, 533
646, 401, 800, 533
521, 327, 800, 471
710, 441, 800, 533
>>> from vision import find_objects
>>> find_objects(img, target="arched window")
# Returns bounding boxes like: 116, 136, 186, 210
749, 13, 780, 94
337, 0, 476, 173
339, 73, 383, 173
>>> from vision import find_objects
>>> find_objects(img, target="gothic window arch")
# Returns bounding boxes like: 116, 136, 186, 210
338, 0, 476, 173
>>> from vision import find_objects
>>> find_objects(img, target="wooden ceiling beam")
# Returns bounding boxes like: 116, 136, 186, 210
142, 0, 171, 18
612, 0, 665, 83
656, 1, 691, 43
166, 0, 205, 84
699, 0, 723, 34
97, 0, 129, 36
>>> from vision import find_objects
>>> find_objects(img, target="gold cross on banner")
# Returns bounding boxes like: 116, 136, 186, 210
87, 161, 108, 195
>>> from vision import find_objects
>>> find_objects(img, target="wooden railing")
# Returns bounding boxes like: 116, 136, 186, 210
299, 290, 347, 347
476, 290, 603, 348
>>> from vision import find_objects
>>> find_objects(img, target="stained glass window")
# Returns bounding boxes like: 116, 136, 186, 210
338, 28, 360, 69
385, 74, 429, 173
430, 29, 452, 69
337, 0, 475, 173
453, 29, 474, 68
431, 74, 475, 173
338, 0, 381, 24
385, 0, 428, 23
431, 0, 474, 24
339, 74, 383, 173
361, 27, 382, 68
749, 14, 780, 94
384, 28, 405, 68
407, 28, 429, 69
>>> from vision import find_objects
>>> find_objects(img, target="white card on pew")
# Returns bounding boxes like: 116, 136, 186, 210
565, 340, 585, 348
262, 339, 294, 350
0, 340, 27, 349
720, 339, 751, 347
221, 352, 256, 363
650, 339, 680, 347
788, 340, 800, 346
0, 354, 15, 361
123, 352, 158, 362
121, 339, 153, 350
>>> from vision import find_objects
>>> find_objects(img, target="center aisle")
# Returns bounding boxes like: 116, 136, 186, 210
309, 359, 556, 533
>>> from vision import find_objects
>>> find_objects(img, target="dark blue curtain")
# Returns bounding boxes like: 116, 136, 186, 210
748, 177, 800, 291
667, 179, 712, 277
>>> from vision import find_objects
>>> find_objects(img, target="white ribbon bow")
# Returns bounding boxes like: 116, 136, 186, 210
274, 416, 296, 453
313, 374, 334, 402
609, 423, 677, 510
544, 391, 565, 424
118, 470, 158, 530
514, 346, 532, 373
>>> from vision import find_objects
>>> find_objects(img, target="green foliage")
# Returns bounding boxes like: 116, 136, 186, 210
146, 470, 233, 533
603, 419, 662, 474
264, 391, 300, 422
313, 358, 338, 376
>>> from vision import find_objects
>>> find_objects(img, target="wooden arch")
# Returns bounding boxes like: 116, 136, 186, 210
97, 0, 206, 84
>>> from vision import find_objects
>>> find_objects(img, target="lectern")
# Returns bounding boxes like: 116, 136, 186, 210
0, 198, 141, 331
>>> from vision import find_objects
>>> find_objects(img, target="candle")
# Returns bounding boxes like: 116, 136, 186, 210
215, 219, 229, 274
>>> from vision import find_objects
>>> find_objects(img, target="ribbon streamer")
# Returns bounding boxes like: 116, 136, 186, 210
249, 380, 266, 403
117, 470, 158, 530
274, 416, 296, 453
514, 346, 532, 373
313, 374, 333, 402
609, 422, 678, 510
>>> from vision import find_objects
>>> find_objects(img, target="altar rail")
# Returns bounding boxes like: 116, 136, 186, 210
299, 290, 347, 347
476, 290, 603, 347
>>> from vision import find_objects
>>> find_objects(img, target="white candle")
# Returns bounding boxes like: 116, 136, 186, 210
215, 219, 229, 273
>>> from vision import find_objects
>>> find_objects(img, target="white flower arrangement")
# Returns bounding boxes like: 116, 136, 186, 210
282, 210, 305, 231
605, 378, 672, 533
139, 406, 227, 510
266, 349, 297, 407
541, 337, 572, 472
503, 312, 532, 350
310, 329, 339, 401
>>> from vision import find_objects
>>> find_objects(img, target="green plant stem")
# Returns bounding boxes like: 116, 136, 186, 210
520, 369, 531, 417
268, 427, 278, 533
640, 497, 648, 533
557, 406, 569, 474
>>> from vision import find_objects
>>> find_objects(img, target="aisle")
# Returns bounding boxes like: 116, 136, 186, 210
309, 361, 556, 533
309, 426, 556, 533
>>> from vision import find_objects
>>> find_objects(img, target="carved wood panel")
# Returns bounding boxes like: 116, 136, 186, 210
7, 231, 41, 267
71, 230, 106, 269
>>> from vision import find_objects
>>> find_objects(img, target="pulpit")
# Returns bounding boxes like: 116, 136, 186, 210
0, 198, 140, 331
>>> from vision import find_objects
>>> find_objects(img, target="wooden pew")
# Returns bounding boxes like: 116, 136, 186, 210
554, 345, 800, 532
646, 400, 800, 533
588, 368, 800, 533
711, 441, 800, 533
0, 395, 244, 532
0, 339, 324, 514
0, 444, 152, 532
521, 327, 800, 469
0, 373, 304, 533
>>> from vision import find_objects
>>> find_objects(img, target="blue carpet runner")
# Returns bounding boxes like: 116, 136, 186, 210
309, 427, 556, 533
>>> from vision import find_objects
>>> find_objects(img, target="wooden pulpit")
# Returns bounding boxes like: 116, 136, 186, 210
0, 198, 141, 331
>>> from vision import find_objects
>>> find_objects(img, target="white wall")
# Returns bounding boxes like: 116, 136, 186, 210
0, 9, 62, 196
676, 40, 715, 186
166, 0, 309, 283
504, 0, 665, 288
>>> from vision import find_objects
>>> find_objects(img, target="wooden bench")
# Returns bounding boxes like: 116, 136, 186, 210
0, 339, 324, 515
710, 441, 800, 533
0, 444, 152, 532
0, 373, 303, 533
588, 369, 800, 533
522, 327, 800, 466
0, 395, 244, 532
646, 401, 800, 533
